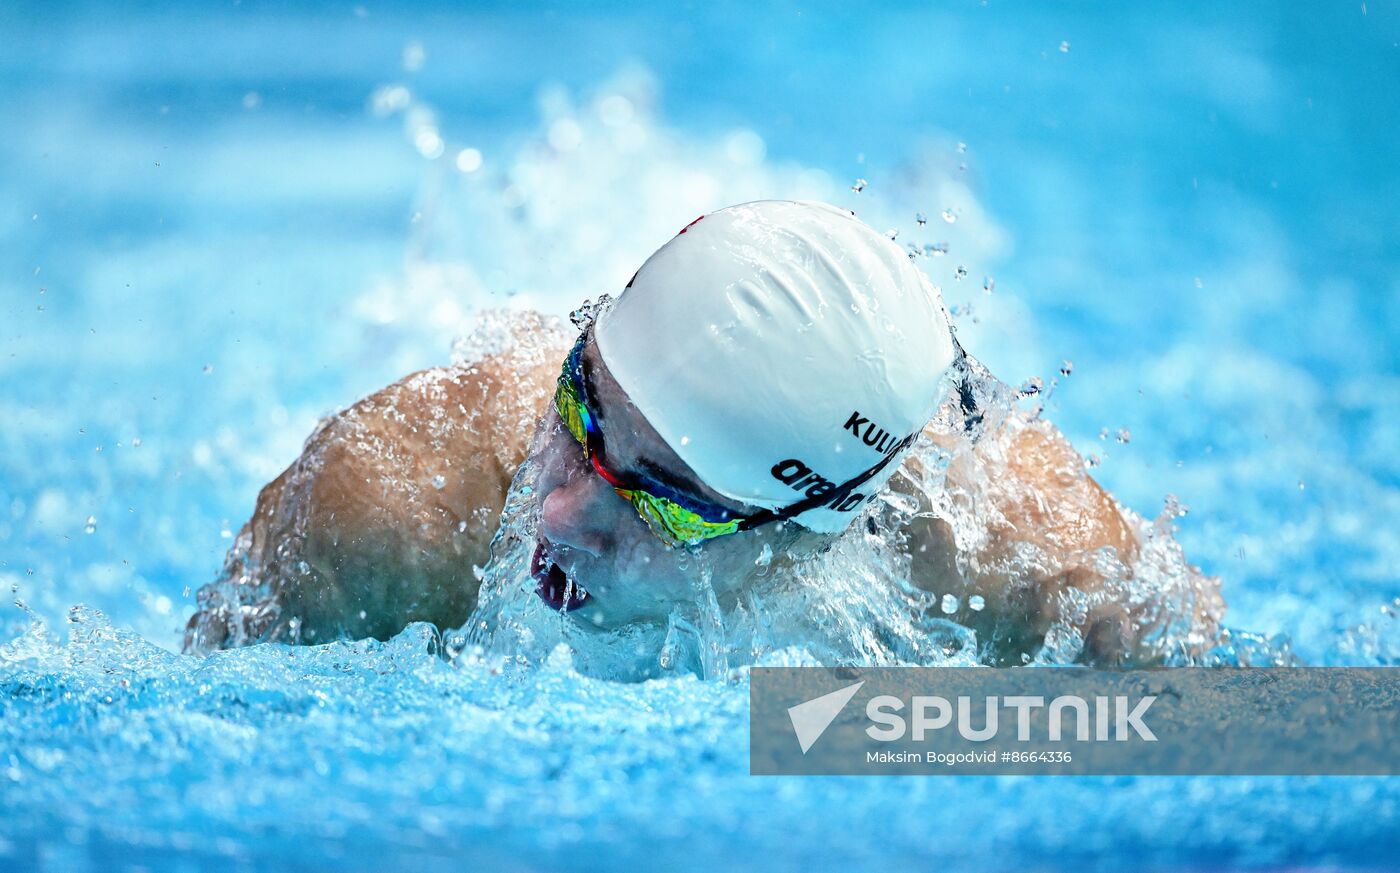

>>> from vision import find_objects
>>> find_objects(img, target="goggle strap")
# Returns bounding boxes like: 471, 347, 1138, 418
590, 453, 626, 489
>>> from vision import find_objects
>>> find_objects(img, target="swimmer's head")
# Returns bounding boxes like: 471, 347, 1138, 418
596, 199, 956, 532
533, 200, 956, 619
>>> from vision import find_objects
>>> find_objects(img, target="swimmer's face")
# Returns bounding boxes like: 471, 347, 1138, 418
532, 338, 831, 626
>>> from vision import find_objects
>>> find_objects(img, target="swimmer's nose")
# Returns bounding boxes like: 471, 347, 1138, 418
539, 475, 614, 556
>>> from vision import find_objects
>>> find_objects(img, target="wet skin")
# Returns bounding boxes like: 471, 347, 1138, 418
185, 312, 1223, 663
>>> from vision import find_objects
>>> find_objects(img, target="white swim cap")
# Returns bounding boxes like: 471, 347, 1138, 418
594, 200, 956, 533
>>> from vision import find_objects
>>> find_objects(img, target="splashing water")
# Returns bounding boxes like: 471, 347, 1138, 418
5, 4, 1399, 866
463, 336, 1238, 678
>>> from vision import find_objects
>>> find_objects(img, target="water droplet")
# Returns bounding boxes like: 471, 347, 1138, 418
431, 474, 447, 490
956, 142, 967, 153
455, 148, 483, 173
414, 127, 445, 159
370, 84, 412, 116
954, 265, 968, 280
569, 294, 613, 330
941, 209, 957, 224
1099, 427, 1110, 440
1298, 480, 1306, 491
924, 242, 949, 257
968, 595, 986, 612
940, 594, 959, 614
84, 516, 96, 534
1059, 40, 1071, 53
182, 586, 191, 598
131, 437, 141, 447
202, 364, 214, 375
402, 40, 426, 72
1085, 454, 1101, 469
457, 520, 468, 533
597, 94, 634, 127
1019, 377, 1043, 397
982, 275, 995, 294
851, 178, 867, 193
754, 543, 773, 568
885, 228, 899, 241
915, 212, 927, 226
1115, 428, 1132, 444
1059, 360, 1074, 376
547, 118, 583, 151
1193, 276, 1204, 289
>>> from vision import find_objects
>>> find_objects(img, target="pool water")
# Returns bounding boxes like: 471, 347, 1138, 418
2, 2, 1398, 870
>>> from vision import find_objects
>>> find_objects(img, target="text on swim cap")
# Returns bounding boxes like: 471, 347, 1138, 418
843, 411, 906, 457
770, 459, 866, 512
768, 414, 922, 515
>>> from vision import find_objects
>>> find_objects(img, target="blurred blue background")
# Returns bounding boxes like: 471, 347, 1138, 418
2, 2, 1398, 870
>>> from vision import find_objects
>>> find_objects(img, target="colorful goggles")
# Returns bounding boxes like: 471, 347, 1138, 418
552, 330, 918, 548
554, 332, 743, 547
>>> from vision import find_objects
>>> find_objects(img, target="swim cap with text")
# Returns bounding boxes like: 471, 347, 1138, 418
594, 200, 956, 533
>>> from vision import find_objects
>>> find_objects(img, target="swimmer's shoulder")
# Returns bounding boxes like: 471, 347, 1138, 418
307, 309, 571, 474
446, 309, 573, 469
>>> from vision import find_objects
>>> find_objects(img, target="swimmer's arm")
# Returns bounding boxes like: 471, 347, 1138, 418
901, 417, 1223, 665
185, 325, 568, 652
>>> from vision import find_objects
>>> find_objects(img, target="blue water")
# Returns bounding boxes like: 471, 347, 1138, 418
3, 2, 1399, 870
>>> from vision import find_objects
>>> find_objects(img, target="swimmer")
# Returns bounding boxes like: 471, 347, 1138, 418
185, 200, 1223, 665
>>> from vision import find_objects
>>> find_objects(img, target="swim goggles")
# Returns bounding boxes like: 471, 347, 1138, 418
554, 330, 744, 547
554, 329, 918, 547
